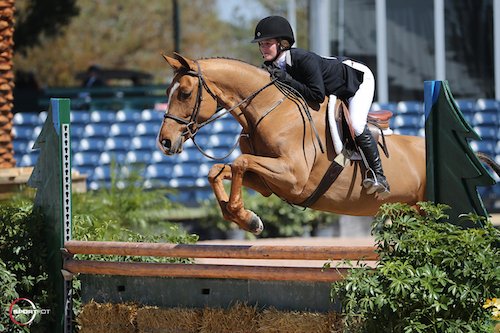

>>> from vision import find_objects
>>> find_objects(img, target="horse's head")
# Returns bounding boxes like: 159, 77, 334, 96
157, 53, 219, 155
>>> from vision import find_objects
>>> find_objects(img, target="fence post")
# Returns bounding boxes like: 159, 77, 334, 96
28, 98, 72, 333
424, 80, 495, 227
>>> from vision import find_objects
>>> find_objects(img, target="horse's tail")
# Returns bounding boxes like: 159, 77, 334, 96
476, 152, 500, 178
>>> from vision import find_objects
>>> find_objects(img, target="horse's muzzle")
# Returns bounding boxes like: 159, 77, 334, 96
160, 137, 183, 155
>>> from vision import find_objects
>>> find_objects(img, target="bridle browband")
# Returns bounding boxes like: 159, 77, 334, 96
163, 60, 325, 160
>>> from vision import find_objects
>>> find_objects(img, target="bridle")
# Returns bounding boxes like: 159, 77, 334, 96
163, 60, 325, 160
163, 60, 276, 160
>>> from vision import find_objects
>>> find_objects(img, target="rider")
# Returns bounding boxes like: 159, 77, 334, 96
252, 15, 390, 197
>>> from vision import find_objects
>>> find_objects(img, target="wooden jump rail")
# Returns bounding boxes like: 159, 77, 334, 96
63, 240, 378, 283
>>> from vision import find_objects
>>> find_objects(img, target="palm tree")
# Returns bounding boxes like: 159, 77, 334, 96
0, 0, 15, 168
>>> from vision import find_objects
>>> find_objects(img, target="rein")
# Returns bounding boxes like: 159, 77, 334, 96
164, 61, 276, 160
164, 60, 325, 160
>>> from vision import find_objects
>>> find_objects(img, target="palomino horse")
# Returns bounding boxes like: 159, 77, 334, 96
157, 54, 426, 234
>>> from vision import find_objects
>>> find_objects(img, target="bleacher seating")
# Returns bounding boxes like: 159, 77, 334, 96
12, 98, 499, 208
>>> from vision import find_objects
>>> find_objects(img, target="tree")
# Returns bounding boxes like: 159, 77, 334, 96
14, 0, 79, 54
0, 0, 15, 168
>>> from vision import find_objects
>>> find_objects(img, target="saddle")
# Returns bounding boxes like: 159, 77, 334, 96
331, 98, 392, 161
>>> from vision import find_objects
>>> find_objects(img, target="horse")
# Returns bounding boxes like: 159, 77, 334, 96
157, 53, 427, 235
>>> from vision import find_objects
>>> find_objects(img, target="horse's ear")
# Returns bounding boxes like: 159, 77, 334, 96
173, 52, 193, 69
162, 53, 193, 72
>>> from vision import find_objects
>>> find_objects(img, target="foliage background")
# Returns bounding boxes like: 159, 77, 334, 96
14, 0, 309, 87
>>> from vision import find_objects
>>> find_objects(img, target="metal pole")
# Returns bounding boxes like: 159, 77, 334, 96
173, 0, 180, 53
434, 0, 446, 80
376, 0, 388, 103
494, 0, 500, 99
309, 0, 330, 56
288, 0, 298, 47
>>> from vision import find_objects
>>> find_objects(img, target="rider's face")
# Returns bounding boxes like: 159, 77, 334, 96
258, 39, 279, 61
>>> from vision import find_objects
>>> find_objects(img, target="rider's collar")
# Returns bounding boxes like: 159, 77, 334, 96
273, 50, 290, 70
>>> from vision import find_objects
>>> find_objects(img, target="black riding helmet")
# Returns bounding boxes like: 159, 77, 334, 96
252, 15, 295, 46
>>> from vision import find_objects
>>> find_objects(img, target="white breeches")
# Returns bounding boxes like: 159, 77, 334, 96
343, 60, 375, 136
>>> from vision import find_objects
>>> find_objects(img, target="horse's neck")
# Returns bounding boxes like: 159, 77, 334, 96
202, 59, 275, 130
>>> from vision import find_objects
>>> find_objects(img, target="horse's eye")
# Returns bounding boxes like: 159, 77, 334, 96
178, 90, 191, 100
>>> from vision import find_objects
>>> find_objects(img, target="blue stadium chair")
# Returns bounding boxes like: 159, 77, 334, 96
38, 111, 47, 123
70, 111, 91, 124
19, 153, 39, 167
476, 99, 499, 113
79, 138, 106, 152
455, 99, 476, 114
13, 112, 40, 126
91, 165, 112, 182
90, 110, 116, 123
13, 139, 34, 154
104, 137, 132, 151
12, 125, 35, 140
136, 122, 160, 136
218, 117, 241, 134
99, 151, 127, 165
168, 178, 197, 188
393, 128, 420, 136
145, 163, 174, 180
131, 136, 157, 150
109, 123, 136, 137
370, 102, 398, 113
208, 133, 237, 148
116, 109, 142, 123
496, 141, 500, 155
126, 150, 153, 164
172, 162, 200, 178
194, 188, 214, 202
397, 101, 423, 114
73, 151, 101, 167
83, 123, 111, 138
74, 166, 95, 179
469, 140, 496, 155
473, 126, 498, 140
151, 150, 168, 163
392, 114, 423, 128
473, 112, 498, 126
141, 109, 164, 122
70, 124, 87, 139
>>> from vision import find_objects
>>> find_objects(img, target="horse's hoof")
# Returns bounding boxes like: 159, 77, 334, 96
248, 211, 264, 235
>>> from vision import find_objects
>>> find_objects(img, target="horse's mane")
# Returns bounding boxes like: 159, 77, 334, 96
198, 56, 259, 69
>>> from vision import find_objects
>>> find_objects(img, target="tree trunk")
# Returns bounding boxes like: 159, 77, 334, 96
0, 0, 15, 168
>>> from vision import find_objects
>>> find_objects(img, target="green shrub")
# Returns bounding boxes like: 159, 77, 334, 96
330, 202, 500, 333
0, 202, 52, 332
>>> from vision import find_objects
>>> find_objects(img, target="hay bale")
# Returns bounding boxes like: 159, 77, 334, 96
257, 308, 343, 333
136, 306, 202, 333
199, 302, 259, 333
76, 301, 137, 333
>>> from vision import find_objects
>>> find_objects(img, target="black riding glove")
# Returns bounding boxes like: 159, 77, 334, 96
267, 67, 293, 85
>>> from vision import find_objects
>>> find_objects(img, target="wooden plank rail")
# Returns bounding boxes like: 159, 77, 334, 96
63, 240, 378, 282
64, 240, 378, 261
64, 259, 349, 282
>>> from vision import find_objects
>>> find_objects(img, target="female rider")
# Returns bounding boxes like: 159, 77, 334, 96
252, 15, 390, 197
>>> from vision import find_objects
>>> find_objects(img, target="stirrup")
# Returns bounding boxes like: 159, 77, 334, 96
362, 169, 390, 198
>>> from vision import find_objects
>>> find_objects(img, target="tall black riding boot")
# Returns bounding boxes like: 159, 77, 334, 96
355, 125, 390, 197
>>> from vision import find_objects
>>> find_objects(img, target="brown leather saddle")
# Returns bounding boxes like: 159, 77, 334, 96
338, 103, 392, 160
298, 104, 393, 208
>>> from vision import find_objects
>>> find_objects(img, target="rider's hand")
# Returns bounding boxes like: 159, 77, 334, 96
267, 67, 293, 85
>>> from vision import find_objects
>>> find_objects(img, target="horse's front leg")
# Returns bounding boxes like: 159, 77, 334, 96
227, 154, 301, 235
207, 163, 233, 221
